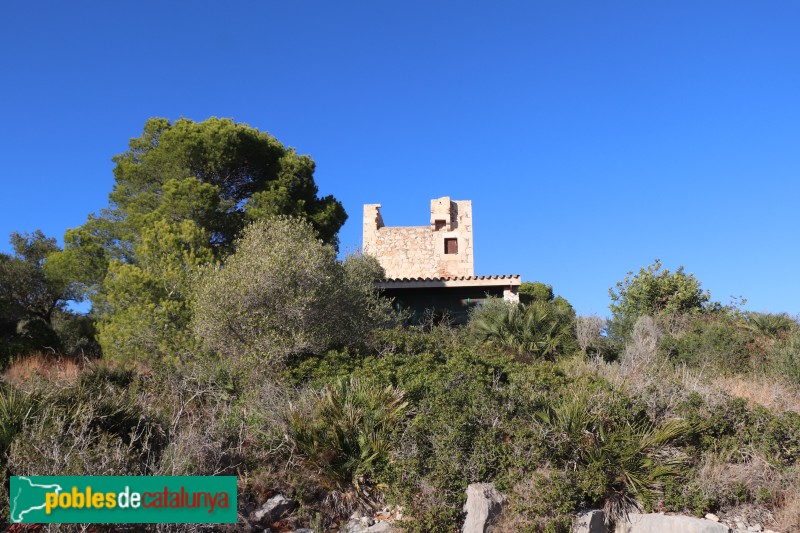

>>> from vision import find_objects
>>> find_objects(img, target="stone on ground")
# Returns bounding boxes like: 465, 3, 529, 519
462, 482, 508, 533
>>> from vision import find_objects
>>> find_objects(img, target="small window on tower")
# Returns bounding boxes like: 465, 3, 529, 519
434, 220, 446, 231
445, 238, 458, 254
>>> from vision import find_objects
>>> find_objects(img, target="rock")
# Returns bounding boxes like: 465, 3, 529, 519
573, 510, 607, 533
251, 494, 297, 525
293, 530, 314, 533
462, 482, 508, 533
747, 525, 762, 532
705, 513, 720, 522
343, 519, 395, 533
343, 519, 362, 532
365, 523, 393, 532
617, 513, 729, 533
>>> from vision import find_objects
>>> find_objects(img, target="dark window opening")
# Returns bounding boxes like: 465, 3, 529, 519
434, 220, 446, 231
445, 238, 458, 254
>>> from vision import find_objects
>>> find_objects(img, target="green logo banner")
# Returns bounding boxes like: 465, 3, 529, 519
9, 476, 237, 524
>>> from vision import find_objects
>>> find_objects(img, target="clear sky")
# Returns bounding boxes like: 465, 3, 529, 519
1, 1, 798, 316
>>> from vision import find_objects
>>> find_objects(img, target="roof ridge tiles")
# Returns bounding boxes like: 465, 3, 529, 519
381, 274, 522, 282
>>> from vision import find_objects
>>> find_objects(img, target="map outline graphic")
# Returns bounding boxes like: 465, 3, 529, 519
10, 476, 63, 523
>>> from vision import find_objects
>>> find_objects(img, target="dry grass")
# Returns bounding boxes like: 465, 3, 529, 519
774, 490, 800, 532
2, 352, 83, 386
695, 454, 781, 529
699, 453, 782, 497
712, 375, 800, 414
566, 313, 800, 421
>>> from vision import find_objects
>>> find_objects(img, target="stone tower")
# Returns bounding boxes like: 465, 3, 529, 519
363, 196, 474, 279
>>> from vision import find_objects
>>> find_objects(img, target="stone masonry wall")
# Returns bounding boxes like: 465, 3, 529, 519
363, 196, 474, 279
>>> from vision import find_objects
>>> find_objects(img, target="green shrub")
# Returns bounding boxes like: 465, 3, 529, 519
531, 389, 694, 524
0, 384, 37, 454
192, 218, 394, 366
51, 309, 101, 357
766, 335, 800, 383
745, 312, 797, 339
662, 477, 718, 516
608, 260, 711, 341
285, 377, 409, 498
5, 364, 168, 478
469, 298, 577, 360
660, 317, 753, 372
501, 468, 579, 532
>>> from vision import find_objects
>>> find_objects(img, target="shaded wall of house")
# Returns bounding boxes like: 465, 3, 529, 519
381, 286, 507, 325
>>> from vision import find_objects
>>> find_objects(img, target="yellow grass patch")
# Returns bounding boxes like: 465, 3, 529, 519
712, 375, 800, 414
3, 352, 83, 386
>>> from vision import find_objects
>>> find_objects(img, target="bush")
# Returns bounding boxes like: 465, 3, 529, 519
469, 299, 577, 360
499, 468, 579, 532
577, 314, 606, 355
660, 317, 753, 372
284, 328, 560, 530
766, 334, 800, 383
51, 309, 101, 357
0, 384, 36, 454
609, 260, 710, 340
284, 377, 409, 514
519, 281, 554, 304
5, 366, 166, 478
529, 387, 694, 525
745, 312, 797, 339
192, 217, 394, 366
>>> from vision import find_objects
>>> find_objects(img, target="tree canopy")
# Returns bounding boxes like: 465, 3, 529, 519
48, 117, 348, 361
57, 117, 347, 294
608, 259, 710, 339
0, 231, 80, 360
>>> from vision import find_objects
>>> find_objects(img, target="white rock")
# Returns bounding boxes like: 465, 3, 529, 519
252, 494, 296, 524
462, 483, 507, 533
704, 513, 720, 522
617, 513, 729, 533
365, 523, 393, 533
343, 519, 362, 533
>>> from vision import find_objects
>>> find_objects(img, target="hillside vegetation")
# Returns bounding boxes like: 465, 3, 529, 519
1, 119, 799, 532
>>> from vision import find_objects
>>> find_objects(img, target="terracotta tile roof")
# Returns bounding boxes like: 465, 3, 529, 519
376, 275, 521, 289
383, 274, 520, 282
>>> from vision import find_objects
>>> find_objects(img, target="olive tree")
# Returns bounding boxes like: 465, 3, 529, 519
192, 217, 393, 365
576, 314, 606, 354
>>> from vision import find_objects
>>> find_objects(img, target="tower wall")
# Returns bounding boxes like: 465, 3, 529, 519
363, 197, 474, 279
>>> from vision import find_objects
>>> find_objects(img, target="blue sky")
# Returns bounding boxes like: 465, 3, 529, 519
1, 1, 798, 316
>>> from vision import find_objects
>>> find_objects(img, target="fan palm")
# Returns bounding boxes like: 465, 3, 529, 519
470, 299, 575, 359
535, 393, 692, 526
745, 312, 797, 339
286, 377, 409, 496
